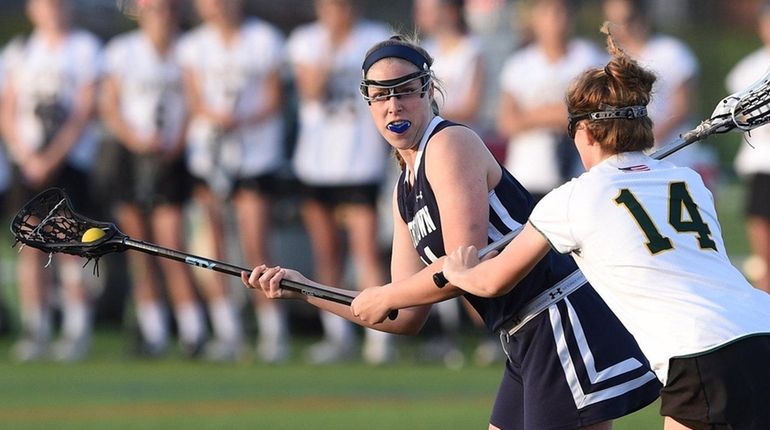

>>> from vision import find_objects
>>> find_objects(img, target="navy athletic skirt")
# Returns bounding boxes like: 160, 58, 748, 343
490, 284, 661, 429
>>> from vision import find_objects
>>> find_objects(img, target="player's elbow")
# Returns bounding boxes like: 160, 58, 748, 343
475, 284, 511, 298
389, 307, 429, 335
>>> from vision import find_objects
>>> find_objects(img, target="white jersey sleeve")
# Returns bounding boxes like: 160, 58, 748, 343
529, 180, 579, 254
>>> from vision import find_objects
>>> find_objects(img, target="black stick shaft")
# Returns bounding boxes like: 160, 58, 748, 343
122, 238, 398, 320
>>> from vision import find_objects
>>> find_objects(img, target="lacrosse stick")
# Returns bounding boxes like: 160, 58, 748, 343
10, 188, 397, 320
433, 67, 770, 288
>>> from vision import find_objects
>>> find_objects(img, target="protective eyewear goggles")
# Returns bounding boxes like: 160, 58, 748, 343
359, 71, 432, 104
567, 105, 648, 138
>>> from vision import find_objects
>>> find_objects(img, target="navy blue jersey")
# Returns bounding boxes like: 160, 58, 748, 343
396, 117, 578, 332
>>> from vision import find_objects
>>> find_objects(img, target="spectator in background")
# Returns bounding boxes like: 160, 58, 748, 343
726, 0, 770, 295
414, 0, 500, 367
463, 0, 520, 136
178, 0, 288, 362
100, 0, 206, 358
287, 0, 393, 365
0, 0, 102, 361
602, 0, 719, 189
497, 0, 606, 202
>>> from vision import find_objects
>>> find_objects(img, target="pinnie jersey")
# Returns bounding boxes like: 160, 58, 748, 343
396, 116, 578, 332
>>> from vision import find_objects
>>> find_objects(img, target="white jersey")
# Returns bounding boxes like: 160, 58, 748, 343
499, 38, 606, 193
177, 18, 285, 180
726, 47, 770, 176
530, 151, 770, 384
2, 30, 102, 170
287, 20, 390, 186
423, 35, 483, 127
104, 30, 186, 148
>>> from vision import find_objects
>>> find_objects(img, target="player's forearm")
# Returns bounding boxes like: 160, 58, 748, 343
386, 259, 465, 309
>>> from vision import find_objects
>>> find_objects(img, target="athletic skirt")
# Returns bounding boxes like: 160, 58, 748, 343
490, 284, 661, 430
112, 144, 191, 210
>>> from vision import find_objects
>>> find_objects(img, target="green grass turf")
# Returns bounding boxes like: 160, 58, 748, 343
0, 332, 663, 430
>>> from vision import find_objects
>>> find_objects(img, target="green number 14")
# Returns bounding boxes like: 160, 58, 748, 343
614, 182, 717, 254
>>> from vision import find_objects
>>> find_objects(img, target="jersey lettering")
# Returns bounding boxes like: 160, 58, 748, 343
614, 181, 717, 254
407, 206, 437, 247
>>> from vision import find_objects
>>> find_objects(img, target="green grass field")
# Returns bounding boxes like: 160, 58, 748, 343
0, 332, 663, 430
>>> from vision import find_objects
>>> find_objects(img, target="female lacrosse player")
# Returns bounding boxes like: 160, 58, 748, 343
287, 0, 393, 365
726, 0, 770, 295
244, 35, 661, 430
101, 0, 206, 358
443, 28, 770, 430
1, 0, 102, 362
177, 0, 288, 362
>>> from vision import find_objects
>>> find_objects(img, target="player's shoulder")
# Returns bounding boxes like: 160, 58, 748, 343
67, 29, 103, 53
354, 19, 391, 39
242, 17, 284, 40
426, 123, 486, 166
288, 21, 321, 42
727, 48, 769, 89
647, 34, 696, 60
105, 29, 140, 52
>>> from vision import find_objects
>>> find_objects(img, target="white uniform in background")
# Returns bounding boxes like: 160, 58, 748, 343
530, 152, 770, 383
287, 20, 390, 186
499, 39, 606, 195
424, 35, 484, 128
177, 18, 285, 193
104, 30, 187, 149
3, 29, 102, 171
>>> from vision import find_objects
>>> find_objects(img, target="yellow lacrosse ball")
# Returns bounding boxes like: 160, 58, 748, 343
81, 227, 106, 243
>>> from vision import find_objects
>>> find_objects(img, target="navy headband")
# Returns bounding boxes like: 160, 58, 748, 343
362, 44, 430, 76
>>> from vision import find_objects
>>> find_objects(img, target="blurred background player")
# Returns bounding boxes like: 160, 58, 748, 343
602, 0, 719, 189
725, 0, 770, 295
413, 0, 500, 367
0, 0, 102, 361
286, 0, 393, 365
100, 0, 206, 357
178, 0, 288, 362
497, 0, 606, 203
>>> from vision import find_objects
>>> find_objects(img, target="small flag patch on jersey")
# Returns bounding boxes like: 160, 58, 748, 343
619, 164, 650, 172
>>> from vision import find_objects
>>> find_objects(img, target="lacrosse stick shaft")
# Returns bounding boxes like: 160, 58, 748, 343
122, 237, 398, 319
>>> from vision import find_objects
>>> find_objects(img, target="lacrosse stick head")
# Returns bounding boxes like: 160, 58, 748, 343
709, 67, 770, 134
10, 188, 127, 262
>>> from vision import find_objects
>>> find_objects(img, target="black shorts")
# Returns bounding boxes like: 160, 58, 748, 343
300, 183, 381, 208
660, 334, 770, 430
746, 173, 770, 221
15, 163, 94, 215
112, 145, 192, 209
191, 171, 280, 197
491, 284, 661, 430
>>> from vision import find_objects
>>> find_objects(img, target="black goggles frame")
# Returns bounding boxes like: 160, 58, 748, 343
567, 105, 648, 138
359, 70, 432, 105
